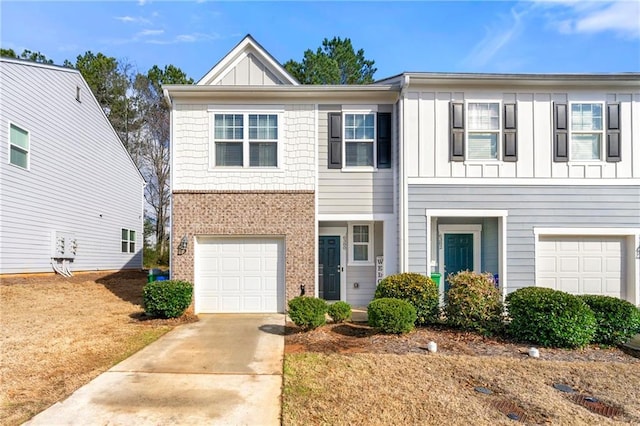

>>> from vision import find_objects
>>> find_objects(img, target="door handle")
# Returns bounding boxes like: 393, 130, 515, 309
337, 265, 344, 272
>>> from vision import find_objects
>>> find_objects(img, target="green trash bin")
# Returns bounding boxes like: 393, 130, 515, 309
430, 273, 441, 288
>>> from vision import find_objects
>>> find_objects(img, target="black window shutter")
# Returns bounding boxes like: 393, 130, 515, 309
450, 101, 465, 162
553, 103, 569, 162
377, 112, 391, 168
503, 103, 517, 162
328, 112, 342, 169
606, 103, 621, 162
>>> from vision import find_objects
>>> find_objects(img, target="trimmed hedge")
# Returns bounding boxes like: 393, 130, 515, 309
368, 298, 417, 334
445, 271, 504, 335
579, 295, 640, 345
143, 280, 193, 319
288, 296, 327, 330
374, 273, 439, 325
506, 287, 596, 348
328, 301, 352, 323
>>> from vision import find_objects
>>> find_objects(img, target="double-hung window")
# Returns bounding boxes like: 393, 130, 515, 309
121, 229, 135, 253
344, 113, 375, 167
467, 103, 500, 160
9, 123, 29, 169
570, 103, 603, 161
349, 223, 373, 264
213, 110, 279, 168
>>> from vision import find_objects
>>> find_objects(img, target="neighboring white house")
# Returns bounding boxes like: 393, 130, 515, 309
164, 35, 640, 313
0, 58, 145, 274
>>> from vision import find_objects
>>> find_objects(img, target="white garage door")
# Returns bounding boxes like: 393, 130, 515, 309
195, 237, 285, 313
538, 236, 626, 298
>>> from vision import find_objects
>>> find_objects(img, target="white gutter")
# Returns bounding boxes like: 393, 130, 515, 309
399, 74, 409, 271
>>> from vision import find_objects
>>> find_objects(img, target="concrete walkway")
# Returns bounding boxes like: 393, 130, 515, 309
26, 314, 285, 426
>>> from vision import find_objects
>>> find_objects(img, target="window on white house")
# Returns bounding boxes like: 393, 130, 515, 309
214, 112, 278, 167
121, 229, 135, 253
344, 113, 375, 167
467, 103, 499, 160
570, 103, 603, 161
9, 124, 29, 169
350, 224, 372, 264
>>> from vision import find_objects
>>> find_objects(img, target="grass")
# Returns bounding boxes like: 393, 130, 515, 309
0, 271, 179, 425
283, 352, 640, 425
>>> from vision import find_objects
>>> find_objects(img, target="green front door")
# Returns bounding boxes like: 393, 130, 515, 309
443, 233, 474, 293
319, 236, 340, 301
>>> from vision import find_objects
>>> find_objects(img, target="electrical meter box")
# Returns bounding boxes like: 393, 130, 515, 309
51, 231, 77, 259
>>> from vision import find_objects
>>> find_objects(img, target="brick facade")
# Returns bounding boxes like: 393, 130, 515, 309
172, 191, 315, 307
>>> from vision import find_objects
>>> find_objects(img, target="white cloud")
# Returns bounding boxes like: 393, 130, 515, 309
137, 29, 164, 37
463, 7, 526, 68
115, 15, 152, 25
534, 0, 640, 39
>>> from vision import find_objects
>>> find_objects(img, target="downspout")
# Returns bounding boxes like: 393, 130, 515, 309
398, 75, 409, 271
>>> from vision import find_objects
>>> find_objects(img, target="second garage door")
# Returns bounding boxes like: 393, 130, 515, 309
537, 235, 626, 298
195, 237, 285, 313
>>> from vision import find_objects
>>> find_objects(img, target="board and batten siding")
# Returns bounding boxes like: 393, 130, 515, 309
318, 106, 394, 215
217, 53, 283, 86
408, 185, 640, 291
403, 90, 640, 179
0, 60, 144, 274
172, 103, 315, 191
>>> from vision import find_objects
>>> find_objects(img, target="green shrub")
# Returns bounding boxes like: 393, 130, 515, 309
288, 297, 327, 330
143, 280, 193, 319
327, 301, 352, 323
578, 295, 640, 345
444, 271, 504, 335
374, 273, 439, 325
505, 287, 596, 348
368, 298, 417, 334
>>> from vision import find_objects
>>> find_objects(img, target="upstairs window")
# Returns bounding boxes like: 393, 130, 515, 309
570, 103, 603, 161
9, 123, 29, 169
213, 111, 279, 168
467, 103, 499, 160
344, 113, 375, 167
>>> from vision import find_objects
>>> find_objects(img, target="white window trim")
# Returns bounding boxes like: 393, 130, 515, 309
342, 109, 377, 171
8, 121, 30, 170
208, 105, 284, 170
568, 101, 605, 163
348, 222, 374, 266
121, 228, 135, 254
465, 100, 502, 163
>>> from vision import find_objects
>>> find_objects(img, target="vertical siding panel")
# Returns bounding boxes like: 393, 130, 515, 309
633, 93, 640, 178
405, 92, 419, 177
534, 93, 552, 177
419, 92, 435, 177
517, 93, 535, 177
236, 56, 250, 85
617, 96, 633, 178
435, 92, 452, 177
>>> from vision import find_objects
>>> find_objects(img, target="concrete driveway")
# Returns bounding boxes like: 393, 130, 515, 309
26, 314, 285, 426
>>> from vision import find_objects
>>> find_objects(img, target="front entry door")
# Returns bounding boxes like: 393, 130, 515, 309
443, 233, 474, 293
319, 236, 340, 301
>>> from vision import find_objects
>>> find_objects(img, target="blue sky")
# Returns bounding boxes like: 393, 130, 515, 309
2, 1, 639, 82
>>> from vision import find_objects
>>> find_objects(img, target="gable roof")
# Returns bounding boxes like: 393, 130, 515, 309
197, 34, 299, 86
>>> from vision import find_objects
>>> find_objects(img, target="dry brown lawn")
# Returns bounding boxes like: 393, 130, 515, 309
283, 324, 640, 425
0, 271, 194, 426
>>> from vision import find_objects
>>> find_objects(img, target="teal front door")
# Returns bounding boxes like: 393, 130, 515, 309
443, 233, 474, 293
319, 236, 340, 301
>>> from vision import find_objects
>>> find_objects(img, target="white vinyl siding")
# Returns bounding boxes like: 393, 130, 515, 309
403, 91, 639, 179
0, 59, 144, 273
9, 123, 29, 169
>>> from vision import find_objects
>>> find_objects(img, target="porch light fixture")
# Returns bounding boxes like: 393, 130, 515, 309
177, 235, 188, 255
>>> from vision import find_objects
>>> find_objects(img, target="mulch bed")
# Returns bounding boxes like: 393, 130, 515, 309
285, 321, 639, 363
